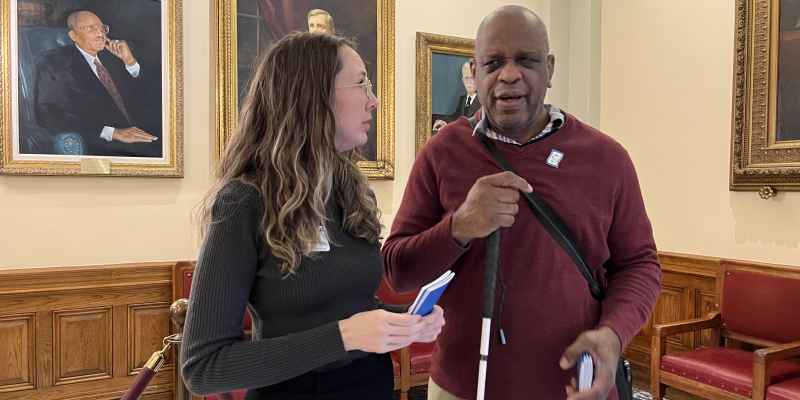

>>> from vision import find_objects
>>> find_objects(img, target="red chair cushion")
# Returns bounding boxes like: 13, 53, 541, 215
661, 347, 800, 397
375, 277, 417, 304
409, 342, 435, 375
182, 271, 194, 297
390, 350, 401, 376
206, 390, 247, 400
768, 377, 800, 400
722, 270, 800, 343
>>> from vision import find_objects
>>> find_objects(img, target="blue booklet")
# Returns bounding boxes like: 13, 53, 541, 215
407, 270, 455, 316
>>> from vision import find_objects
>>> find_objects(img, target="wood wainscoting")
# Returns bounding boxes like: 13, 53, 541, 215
625, 252, 720, 371
0, 262, 177, 400
0, 254, 796, 399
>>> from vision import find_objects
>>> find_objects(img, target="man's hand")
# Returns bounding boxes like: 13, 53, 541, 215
416, 305, 446, 343
432, 119, 448, 132
560, 326, 622, 400
450, 171, 532, 245
113, 127, 158, 143
106, 39, 137, 66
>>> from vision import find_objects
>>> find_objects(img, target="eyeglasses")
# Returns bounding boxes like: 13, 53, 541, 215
75, 24, 110, 34
336, 77, 377, 100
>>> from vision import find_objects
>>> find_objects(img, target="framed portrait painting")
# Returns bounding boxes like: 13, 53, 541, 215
215, 0, 395, 179
415, 32, 474, 154
0, 0, 183, 176
731, 0, 800, 195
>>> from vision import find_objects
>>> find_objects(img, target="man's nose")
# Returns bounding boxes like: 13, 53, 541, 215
367, 96, 380, 111
498, 62, 522, 83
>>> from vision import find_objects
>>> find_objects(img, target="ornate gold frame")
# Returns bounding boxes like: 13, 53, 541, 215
214, 0, 395, 179
415, 32, 475, 154
731, 0, 800, 194
0, 0, 183, 177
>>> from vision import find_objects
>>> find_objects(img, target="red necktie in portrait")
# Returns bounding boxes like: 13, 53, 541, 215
94, 59, 132, 124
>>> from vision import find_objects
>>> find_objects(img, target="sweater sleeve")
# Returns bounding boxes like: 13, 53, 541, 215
597, 152, 662, 349
180, 183, 348, 395
382, 146, 470, 292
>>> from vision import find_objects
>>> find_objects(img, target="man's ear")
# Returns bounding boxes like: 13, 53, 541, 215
67, 30, 77, 43
546, 54, 555, 88
469, 58, 476, 76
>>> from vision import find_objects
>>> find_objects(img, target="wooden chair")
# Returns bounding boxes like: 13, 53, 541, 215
375, 277, 435, 400
650, 261, 800, 400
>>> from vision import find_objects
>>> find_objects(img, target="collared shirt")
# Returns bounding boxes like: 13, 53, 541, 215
75, 44, 140, 79
466, 94, 477, 108
472, 104, 565, 145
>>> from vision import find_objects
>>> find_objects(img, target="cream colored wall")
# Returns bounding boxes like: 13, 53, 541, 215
600, 1, 800, 266
0, 1, 549, 269
8, 1, 787, 270
0, 3, 213, 269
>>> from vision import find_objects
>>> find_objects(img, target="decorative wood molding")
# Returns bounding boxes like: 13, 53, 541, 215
127, 303, 172, 376
214, 0, 396, 179
52, 307, 113, 386
730, 0, 800, 192
414, 32, 475, 154
0, 262, 176, 400
0, 313, 35, 392
0, 255, 796, 398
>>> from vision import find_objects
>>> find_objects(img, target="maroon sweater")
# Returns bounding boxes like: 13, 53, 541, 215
382, 114, 661, 399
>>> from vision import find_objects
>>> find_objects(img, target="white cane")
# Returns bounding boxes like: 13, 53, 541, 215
477, 230, 501, 400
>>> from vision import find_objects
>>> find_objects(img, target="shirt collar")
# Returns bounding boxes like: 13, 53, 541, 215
75, 44, 100, 65
472, 105, 565, 145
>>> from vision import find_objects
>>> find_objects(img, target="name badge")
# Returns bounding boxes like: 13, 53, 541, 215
311, 225, 331, 252
546, 149, 564, 168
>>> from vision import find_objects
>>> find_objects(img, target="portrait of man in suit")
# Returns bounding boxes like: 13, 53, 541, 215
33, 8, 162, 157
236, 0, 378, 160
432, 59, 481, 134
778, 0, 800, 140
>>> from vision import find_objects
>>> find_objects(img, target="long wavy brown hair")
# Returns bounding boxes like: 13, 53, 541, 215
197, 33, 381, 274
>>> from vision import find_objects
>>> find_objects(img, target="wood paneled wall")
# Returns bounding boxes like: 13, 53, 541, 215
625, 252, 720, 371
0, 254, 796, 399
0, 262, 176, 400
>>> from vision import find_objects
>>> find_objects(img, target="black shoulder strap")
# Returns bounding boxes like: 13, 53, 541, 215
468, 116, 605, 301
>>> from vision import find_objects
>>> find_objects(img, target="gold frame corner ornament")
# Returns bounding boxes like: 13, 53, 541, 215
414, 32, 475, 155
0, 0, 184, 177
214, 0, 396, 180
730, 0, 800, 192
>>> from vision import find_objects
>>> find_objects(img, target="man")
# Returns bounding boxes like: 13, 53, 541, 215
382, 6, 660, 400
34, 9, 160, 157
433, 61, 481, 132
307, 8, 335, 35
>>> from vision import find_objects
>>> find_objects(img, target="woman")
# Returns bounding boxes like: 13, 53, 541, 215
181, 33, 444, 399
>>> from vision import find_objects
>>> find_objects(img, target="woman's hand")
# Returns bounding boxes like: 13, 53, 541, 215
416, 305, 445, 343
338, 306, 445, 353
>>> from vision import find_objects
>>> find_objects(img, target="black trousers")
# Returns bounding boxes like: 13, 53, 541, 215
245, 353, 394, 400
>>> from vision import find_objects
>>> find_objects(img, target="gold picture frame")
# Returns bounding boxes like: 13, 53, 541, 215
0, 0, 183, 177
415, 32, 475, 154
214, 0, 395, 179
730, 0, 800, 194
